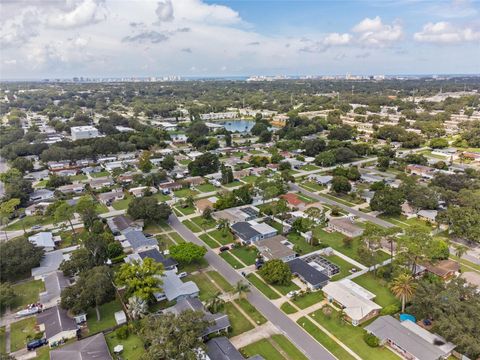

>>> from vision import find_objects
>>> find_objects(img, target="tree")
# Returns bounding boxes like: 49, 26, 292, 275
405, 185, 438, 211
331, 176, 351, 193
188, 152, 220, 176
0, 237, 44, 282
429, 138, 448, 148
206, 292, 225, 313
221, 165, 234, 185
127, 296, 149, 320
170, 242, 207, 264
302, 139, 326, 157
390, 273, 416, 312
75, 196, 98, 231
54, 201, 78, 242
116, 258, 164, 301
61, 266, 115, 319
259, 259, 292, 285
0, 282, 16, 310
11, 157, 33, 173
315, 151, 336, 167
0, 198, 20, 240
138, 151, 153, 173
234, 280, 250, 299
127, 196, 172, 223
60, 248, 95, 277
107, 241, 124, 259
370, 187, 404, 215
140, 311, 210, 360
453, 244, 468, 268
438, 207, 480, 243
161, 154, 175, 171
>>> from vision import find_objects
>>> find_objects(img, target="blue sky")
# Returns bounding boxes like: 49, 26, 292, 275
1, 0, 479, 79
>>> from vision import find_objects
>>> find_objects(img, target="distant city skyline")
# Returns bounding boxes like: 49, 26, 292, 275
1, 0, 480, 79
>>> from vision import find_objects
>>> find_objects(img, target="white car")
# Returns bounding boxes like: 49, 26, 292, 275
178, 272, 188, 278
286, 290, 299, 299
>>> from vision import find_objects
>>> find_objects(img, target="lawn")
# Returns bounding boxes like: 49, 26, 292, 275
111, 197, 132, 210
309, 308, 400, 360
352, 273, 400, 307
220, 252, 245, 269
313, 227, 390, 265
5, 215, 55, 231
230, 246, 258, 265
224, 302, 254, 337
327, 255, 361, 281
199, 233, 221, 248
182, 220, 202, 233
34, 179, 48, 188
175, 205, 196, 216
178, 258, 209, 274
190, 216, 217, 230
280, 301, 298, 314
297, 317, 356, 360
94, 202, 109, 214
143, 222, 163, 234
240, 338, 286, 360
168, 232, 185, 244
196, 183, 216, 193
234, 298, 267, 325
186, 272, 220, 301
106, 332, 144, 360
300, 181, 325, 192
91, 170, 110, 178
242, 176, 257, 184
292, 291, 324, 309
267, 279, 300, 296
153, 193, 171, 202
287, 231, 323, 255
209, 229, 235, 245
86, 299, 123, 334
207, 271, 233, 292
223, 181, 243, 188
296, 193, 316, 203
246, 274, 280, 300
70, 174, 88, 181
0, 327, 5, 354
271, 334, 309, 360
156, 234, 176, 250
11, 279, 45, 311
300, 164, 320, 171
173, 188, 199, 198
10, 317, 38, 352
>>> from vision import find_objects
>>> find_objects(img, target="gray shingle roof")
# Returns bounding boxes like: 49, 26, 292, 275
37, 305, 77, 340
124, 231, 157, 251
49, 333, 112, 360
287, 258, 329, 287
231, 222, 260, 241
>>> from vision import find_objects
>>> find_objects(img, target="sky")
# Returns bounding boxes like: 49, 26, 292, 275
0, 0, 479, 79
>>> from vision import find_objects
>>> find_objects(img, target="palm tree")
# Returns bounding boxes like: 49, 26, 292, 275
206, 292, 225, 313
454, 244, 468, 269
127, 296, 149, 320
234, 280, 250, 299
218, 218, 229, 237
391, 274, 416, 313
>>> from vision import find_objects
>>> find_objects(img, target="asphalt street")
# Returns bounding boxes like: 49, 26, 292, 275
169, 214, 337, 360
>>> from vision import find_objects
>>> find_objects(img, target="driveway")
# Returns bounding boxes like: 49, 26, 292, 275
169, 214, 336, 360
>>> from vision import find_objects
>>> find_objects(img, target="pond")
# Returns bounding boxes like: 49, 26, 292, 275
217, 119, 255, 133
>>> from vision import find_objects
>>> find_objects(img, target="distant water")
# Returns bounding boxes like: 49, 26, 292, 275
217, 119, 255, 133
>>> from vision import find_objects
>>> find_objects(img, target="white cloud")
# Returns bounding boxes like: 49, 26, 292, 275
323, 33, 352, 46
46, 0, 107, 29
414, 21, 480, 43
172, 0, 241, 25
353, 16, 403, 46
155, 0, 174, 23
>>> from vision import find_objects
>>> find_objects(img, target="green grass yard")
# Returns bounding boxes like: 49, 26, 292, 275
230, 246, 258, 265
12, 279, 45, 311
190, 216, 217, 230
280, 302, 298, 314
240, 338, 286, 360
106, 332, 144, 360
209, 229, 235, 245
287, 232, 323, 255
224, 302, 254, 337
173, 188, 199, 198
196, 183, 216, 192
199, 233, 221, 248
168, 232, 185, 243
327, 255, 361, 281
86, 299, 123, 334
207, 271, 234, 292
182, 220, 202, 233
0, 327, 5, 354
234, 298, 267, 325
352, 273, 400, 308
246, 274, 280, 300
175, 205, 196, 216
10, 317, 37, 352
185, 272, 219, 301
271, 334, 309, 360
292, 291, 324, 309
220, 252, 245, 269
5, 215, 55, 231
111, 196, 132, 210
91, 171, 110, 178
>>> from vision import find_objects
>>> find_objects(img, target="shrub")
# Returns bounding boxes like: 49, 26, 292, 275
116, 325, 129, 340
363, 332, 380, 347
380, 304, 400, 316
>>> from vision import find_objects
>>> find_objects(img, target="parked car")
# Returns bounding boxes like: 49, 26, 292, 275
219, 246, 230, 252
31, 225, 42, 230
27, 338, 47, 351
178, 272, 188, 278
286, 290, 299, 299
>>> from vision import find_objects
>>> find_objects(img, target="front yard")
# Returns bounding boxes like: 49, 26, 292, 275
10, 317, 37, 352
224, 302, 254, 337
11, 279, 45, 311
352, 272, 400, 307
86, 299, 123, 334
230, 246, 258, 265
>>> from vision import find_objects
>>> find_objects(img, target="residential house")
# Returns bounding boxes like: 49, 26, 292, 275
327, 218, 364, 238
129, 186, 158, 198
287, 258, 330, 290
32, 249, 74, 279
97, 190, 124, 205
233, 169, 250, 180
424, 259, 459, 280
155, 270, 199, 302
417, 209, 438, 223
206, 337, 264, 360
302, 253, 340, 278
57, 183, 85, 194
195, 197, 218, 214
30, 189, 55, 202
365, 316, 456, 360
89, 177, 114, 190
256, 235, 296, 262
126, 248, 178, 271
39, 271, 70, 306
231, 221, 277, 244
37, 305, 78, 346
29, 232, 56, 252
183, 176, 205, 187
213, 206, 259, 224
159, 182, 183, 192
406, 164, 436, 179
323, 279, 381, 326
119, 231, 158, 253
25, 202, 50, 216
280, 193, 308, 210
307, 175, 333, 186
107, 215, 143, 235
165, 297, 230, 337
49, 333, 112, 360
360, 173, 384, 184
462, 151, 480, 161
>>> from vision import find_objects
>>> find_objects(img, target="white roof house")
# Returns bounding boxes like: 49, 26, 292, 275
323, 279, 381, 326
29, 232, 55, 251
71, 126, 100, 141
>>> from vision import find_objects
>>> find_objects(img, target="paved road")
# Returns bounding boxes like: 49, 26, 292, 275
169, 214, 336, 360
290, 183, 395, 229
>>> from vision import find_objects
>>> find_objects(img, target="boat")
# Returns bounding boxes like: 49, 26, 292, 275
15, 303, 43, 318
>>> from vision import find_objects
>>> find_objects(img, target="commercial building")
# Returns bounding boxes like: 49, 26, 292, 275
71, 126, 100, 140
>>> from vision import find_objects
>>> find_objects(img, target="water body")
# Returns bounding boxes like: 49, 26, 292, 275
216, 119, 255, 133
